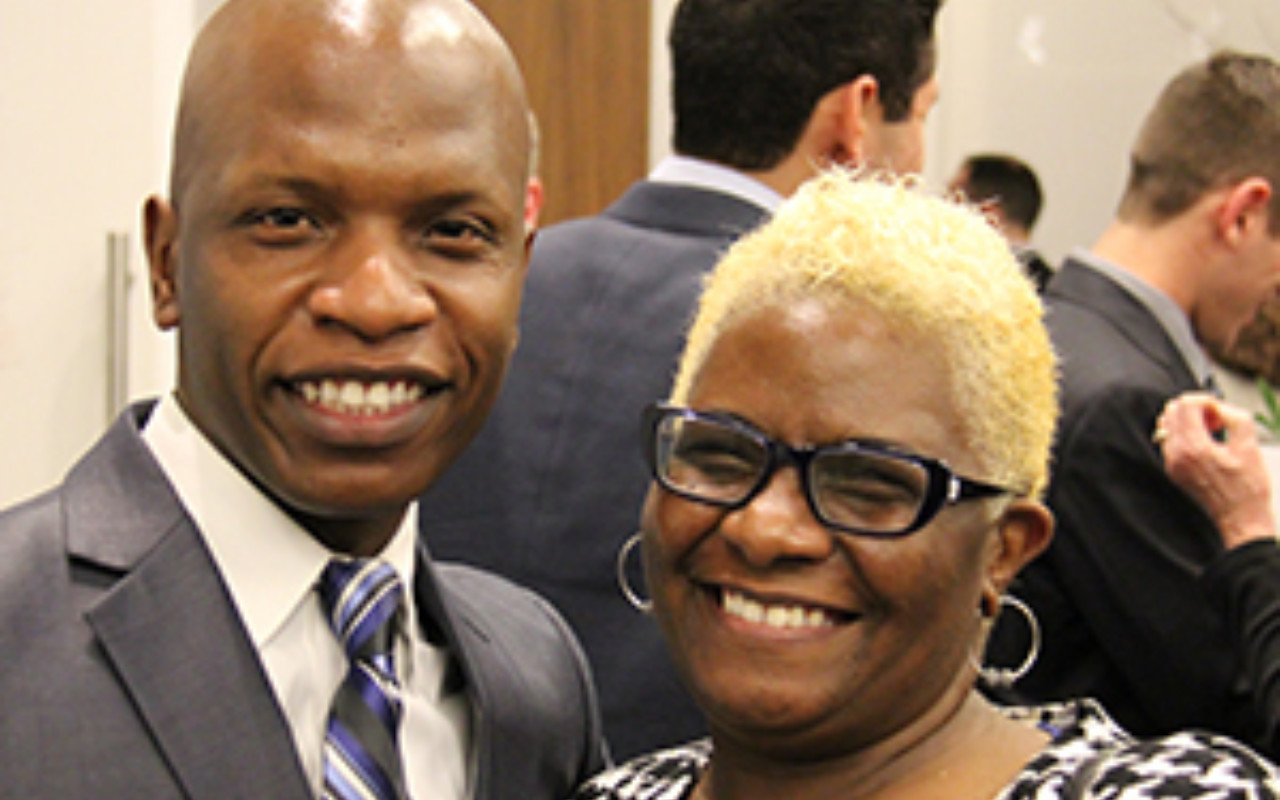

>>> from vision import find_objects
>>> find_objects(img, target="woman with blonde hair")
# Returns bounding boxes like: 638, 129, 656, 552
578, 172, 1280, 799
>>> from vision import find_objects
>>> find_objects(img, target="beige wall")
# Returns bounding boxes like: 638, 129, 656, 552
927, 0, 1280, 265
0, 0, 195, 507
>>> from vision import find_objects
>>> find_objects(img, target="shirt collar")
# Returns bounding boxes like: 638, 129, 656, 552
1069, 248, 1215, 385
648, 154, 782, 212
141, 393, 420, 650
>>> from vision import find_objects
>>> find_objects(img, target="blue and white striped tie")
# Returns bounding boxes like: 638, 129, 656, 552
319, 558, 409, 800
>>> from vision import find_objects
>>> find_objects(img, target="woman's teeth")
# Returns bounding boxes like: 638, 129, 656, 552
722, 588, 837, 629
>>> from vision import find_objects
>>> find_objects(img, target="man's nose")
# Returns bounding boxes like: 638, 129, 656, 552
307, 225, 437, 341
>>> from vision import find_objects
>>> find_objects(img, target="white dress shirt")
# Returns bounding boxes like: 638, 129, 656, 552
142, 394, 470, 799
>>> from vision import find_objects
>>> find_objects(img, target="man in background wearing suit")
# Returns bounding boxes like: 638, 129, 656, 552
419, 0, 943, 759
948, 152, 1054, 291
0, 0, 604, 797
989, 51, 1280, 755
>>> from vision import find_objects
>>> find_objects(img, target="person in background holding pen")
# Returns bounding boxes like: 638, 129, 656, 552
1158, 391, 1280, 760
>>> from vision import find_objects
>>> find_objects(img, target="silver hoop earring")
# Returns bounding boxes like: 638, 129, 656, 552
972, 594, 1040, 689
616, 533, 652, 614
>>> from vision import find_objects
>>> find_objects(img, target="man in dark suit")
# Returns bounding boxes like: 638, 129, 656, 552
987, 51, 1280, 754
419, 0, 944, 759
0, 0, 604, 797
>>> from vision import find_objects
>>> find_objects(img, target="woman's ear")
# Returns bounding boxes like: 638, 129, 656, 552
984, 499, 1054, 602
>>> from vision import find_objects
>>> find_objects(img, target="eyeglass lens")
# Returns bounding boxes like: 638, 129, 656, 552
655, 413, 933, 534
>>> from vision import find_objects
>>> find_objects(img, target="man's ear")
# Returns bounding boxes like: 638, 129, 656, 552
983, 499, 1054, 604
523, 175, 544, 256
819, 74, 880, 168
524, 175, 544, 235
144, 195, 181, 331
1217, 177, 1273, 248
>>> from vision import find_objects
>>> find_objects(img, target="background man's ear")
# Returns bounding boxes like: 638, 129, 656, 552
1217, 177, 1273, 247
819, 74, 880, 166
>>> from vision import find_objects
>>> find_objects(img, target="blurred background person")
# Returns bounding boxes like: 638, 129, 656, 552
1158, 391, 1280, 759
1206, 296, 1280, 422
989, 51, 1280, 754
948, 152, 1053, 291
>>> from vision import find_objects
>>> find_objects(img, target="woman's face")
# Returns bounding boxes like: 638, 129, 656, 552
642, 297, 999, 757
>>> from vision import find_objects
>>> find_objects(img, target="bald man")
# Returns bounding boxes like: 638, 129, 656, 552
0, 0, 604, 797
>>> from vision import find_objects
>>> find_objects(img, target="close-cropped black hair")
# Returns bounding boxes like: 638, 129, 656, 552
670, 0, 942, 170
958, 153, 1044, 231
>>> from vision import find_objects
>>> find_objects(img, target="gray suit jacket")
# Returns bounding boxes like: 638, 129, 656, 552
0, 402, 605, 799
419, 180, 769, 759
988, 257, 1266, 749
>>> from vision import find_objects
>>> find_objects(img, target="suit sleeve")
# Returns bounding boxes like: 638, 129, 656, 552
1203, 541, 1280, 760
1046, 383, 1254, 736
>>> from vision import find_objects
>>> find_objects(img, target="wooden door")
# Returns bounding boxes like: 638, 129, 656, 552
473, 1, 651, 225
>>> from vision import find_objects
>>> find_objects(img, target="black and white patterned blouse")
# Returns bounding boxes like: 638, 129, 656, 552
572, 699, 1280, 799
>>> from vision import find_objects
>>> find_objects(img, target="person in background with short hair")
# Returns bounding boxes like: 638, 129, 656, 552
949, 152, 1053, 291
989, 51, 1280, 754
1158, 391, 1280, 760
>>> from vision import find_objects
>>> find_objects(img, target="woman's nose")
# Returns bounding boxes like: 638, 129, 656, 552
717, 467, 835, 567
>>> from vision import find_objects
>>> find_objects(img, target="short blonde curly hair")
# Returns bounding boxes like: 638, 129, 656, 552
670, 171, 1058, 497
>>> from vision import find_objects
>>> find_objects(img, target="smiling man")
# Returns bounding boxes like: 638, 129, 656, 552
0, 0, 604, 797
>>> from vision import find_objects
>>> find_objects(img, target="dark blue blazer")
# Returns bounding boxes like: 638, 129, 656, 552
419, 180, 769, 759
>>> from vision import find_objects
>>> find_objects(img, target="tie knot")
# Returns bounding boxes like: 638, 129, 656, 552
319, 558, 404, 664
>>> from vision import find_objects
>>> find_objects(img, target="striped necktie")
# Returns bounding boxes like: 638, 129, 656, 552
319, 558, 409, 800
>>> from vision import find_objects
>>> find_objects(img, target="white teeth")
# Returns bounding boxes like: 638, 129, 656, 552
722, 589, 835, 630
340, 381, 364, 408
298, 379, 423, 416
321, 380, 342, 406
366, 382, 389, 412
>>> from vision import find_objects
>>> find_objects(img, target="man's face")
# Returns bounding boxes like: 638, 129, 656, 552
147, 20, 533, 551
863, 75, 939, 177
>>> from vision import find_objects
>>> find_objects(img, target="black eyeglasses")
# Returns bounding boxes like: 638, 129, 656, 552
641, 403, 1012, 537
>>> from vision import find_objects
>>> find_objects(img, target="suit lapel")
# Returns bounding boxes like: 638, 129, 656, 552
1049, 258, 1200, 387
72, 405, 310, 799
410, 547, 504, 800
